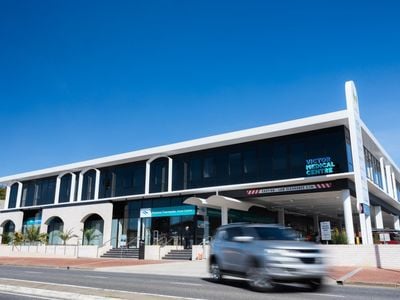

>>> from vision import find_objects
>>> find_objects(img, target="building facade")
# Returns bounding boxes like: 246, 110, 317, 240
1, 81, 399, 247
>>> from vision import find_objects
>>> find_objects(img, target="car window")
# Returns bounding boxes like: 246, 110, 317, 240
253, 227, 297, 240
215, 230, 227, 241
226, 227, 242, 241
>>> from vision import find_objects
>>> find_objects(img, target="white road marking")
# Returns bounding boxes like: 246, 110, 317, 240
84, 275, 108, 279
311, 293, 345, 298
168, 281, 203, 286
24, 271, 43, 274
0, 277, 208, 300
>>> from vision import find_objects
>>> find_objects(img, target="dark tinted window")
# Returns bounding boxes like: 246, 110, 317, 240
172, 126, 349, 190
8, 183, 19, 209
99, 161, 145, 198
81, 170, 96, 201
21, 177, 56, 207
59, 174, 72, 203
150, 158, 168, 193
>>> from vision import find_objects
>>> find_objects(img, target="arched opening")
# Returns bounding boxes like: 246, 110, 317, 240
149, 157, 169, 193
82, 214, 104, 246
1, 220, 15, 244
46, 217, 64, 245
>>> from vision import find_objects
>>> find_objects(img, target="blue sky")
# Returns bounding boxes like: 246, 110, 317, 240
0, 0, 399, 177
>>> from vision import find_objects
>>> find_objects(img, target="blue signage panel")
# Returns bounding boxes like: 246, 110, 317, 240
140, 205, 196, 218
152, 205, 196, 217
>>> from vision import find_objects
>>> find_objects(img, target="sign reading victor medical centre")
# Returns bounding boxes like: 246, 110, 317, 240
305, 157, 335, 176
140, 205, 196, 218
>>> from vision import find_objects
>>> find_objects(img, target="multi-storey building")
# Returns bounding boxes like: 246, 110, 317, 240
0, 81, 399, 248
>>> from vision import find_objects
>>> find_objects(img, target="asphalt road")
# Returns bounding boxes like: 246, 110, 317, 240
0, 265, 398, 300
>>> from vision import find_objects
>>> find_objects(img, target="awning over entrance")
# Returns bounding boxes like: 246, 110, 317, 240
184, 195, 261, 225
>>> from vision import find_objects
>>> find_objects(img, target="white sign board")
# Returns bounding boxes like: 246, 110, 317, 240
119, 234, 127, 247
379, 233, 390, 242
320, 221, 332, 241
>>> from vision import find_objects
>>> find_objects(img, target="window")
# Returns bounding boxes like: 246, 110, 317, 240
7, 183, 19, 209
150, 158, 169, 193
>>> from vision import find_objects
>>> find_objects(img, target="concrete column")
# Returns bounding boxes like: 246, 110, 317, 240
54, 177, 61, 204
70, 173, 76, 202
94, 169, 100, 200
365, 215, 373, 244
77, 172, 84, 202
168, 157, 173, 192
385, 165, 394, 198
221, 207, 228, 225
391, 172, 398, 201
342, 189, 355, 244
372, 206, 384, 229
379, 158, 387, 193
145, 161, 150, 194
313, 214, 320, 234
4, 185, 11, 210
394, 215, 400, 231
278, 208, 285, 226
16, 182, 23, 208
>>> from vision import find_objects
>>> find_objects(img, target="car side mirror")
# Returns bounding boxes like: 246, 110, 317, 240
233, 236, 254, 243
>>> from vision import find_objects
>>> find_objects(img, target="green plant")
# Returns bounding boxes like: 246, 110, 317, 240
331, 228, 348, 244
38, 233, 48, 245
24, 226, 41, 243
82, 228, 99, 245
58, 229, 78, 245
1, 233, 12, 244
13, 232, 24, 245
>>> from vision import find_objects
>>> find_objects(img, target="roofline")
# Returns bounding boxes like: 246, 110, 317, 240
0, 110, 349, 183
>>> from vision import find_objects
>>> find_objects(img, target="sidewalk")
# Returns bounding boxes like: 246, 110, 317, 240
0, 256, 399, 288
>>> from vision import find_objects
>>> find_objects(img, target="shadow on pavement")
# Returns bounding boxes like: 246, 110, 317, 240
201, 277, 329, 294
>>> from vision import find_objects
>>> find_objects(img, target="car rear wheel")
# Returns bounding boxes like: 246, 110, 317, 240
247, 267, 275, 292
210, 262, 222, 282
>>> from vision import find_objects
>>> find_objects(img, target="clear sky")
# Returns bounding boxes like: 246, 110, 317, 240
0, 0, 399, 177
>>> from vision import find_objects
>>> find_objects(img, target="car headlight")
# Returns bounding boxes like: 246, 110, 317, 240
265, 249, 291, 256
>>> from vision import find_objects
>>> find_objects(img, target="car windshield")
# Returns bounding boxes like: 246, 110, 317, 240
252, 227, 297, 241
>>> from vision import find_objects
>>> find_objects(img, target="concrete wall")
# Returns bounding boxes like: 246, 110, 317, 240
0, 211, 23, 238
320, 245, 400, 269
145, 245, 183, 260
41, 202, 113, 246
0, 245, 98, 258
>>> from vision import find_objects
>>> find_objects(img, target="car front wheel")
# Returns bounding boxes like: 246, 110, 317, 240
247, 267, 275, 292
308, 278, 323, 291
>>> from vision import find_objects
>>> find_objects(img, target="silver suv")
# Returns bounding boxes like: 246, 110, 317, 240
209, 223, 326, 291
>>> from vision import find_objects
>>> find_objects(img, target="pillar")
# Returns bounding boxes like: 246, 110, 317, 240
379, 158, 387, 193
145, 161, 150, 194
221, 207, 228, 225
394, 215, 400, 231
372, 206, 384, 229
278, 208, 285, 226
342, 189, 355, 244
4, 185, 11, 210
77, 172, 84, 202
391, 172, 398, 201
94, 169, 100, 200
313, 214, 320, 234
70, 173, 76, 202
54, 177, 61, 204
168, 157, 173, 192
385, 165, 394, 198
16, 182, 23, 208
